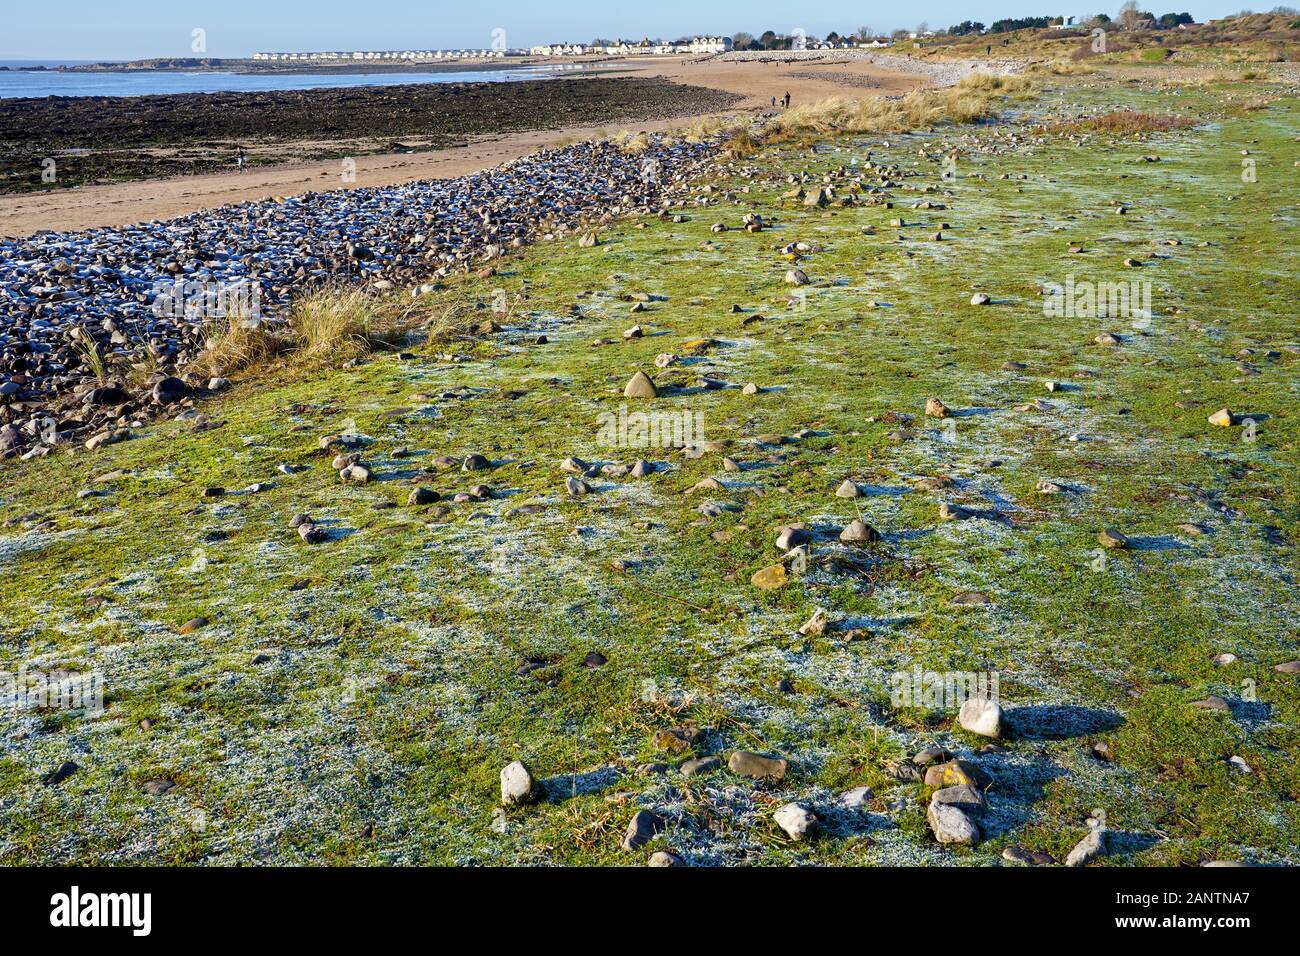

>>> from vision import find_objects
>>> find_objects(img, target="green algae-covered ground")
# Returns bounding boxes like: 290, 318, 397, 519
1, 75, 1297, 866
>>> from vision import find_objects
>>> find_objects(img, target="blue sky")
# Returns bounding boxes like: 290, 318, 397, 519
6, 1, 1243, 59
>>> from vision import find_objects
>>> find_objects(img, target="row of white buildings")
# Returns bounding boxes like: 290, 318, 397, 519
251, 36, 734, 64
529, 36, 732, 56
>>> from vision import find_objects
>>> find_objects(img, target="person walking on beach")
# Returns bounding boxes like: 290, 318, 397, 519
235, 146, 247, 174
783, 91, 791, 109
771, 96, 776, 108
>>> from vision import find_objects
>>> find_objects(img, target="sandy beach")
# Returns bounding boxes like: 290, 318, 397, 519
0, 54, 926, 237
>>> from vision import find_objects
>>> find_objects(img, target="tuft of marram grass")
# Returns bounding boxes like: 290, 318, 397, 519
197, 285, 409, 377
764, 74, 1034, 140
1047, 110, 1197, 135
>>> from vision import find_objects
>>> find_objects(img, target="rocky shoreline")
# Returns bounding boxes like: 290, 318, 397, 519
0, 76, 740, 192
0, 134, 725, 461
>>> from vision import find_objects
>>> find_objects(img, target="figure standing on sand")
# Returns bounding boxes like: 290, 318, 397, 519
783, 91, 791, 109
235, 146, 247, 173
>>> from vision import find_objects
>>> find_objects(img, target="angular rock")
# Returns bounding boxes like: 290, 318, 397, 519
773, 803, 818, 841
624, 370, 658, 398
839, 518, 879, 543
927, 800, 981, 845
621, 809, 664, 851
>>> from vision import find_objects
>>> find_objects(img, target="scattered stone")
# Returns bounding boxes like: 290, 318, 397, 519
680, 756, 720, 777
838, 786, 873, 809
178, 617, 208, 635
958, 697, 1003, 738
42, 761, 79, 787
798, 609, 828, 636
462, 453, 491, 472
648, 850, 683, 867
1003, 846, 1055, 866
835, 479, 861, 498
939, 501, 969, 521
785, 268, 809, 286
951, 591, 992, 605
500, 760, 539, 806
621, 809, 664, 850
923, 760, 991, 791
931, 784, 987, 816
1064, 827, 1107, 867
839, 518, 879, 544
152, 377, 189, 405
1208, 407, 1234, 427
774, 803, 818, 841
925, 397, 950, 418
1190, 695, 1230, 712
728, 751, 788, 781
408, 487, 439, 506
775, 525, 810, 550
141, 778, 175, 796
1098, 528, 1129, 549
970, 292, 990, 306
624, 370, 658, 398
927, 800, 981, 846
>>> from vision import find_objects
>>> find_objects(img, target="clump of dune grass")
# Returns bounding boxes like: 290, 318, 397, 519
197, 285, 409, 377
764, 74, 1033, 140
613, 130, 651, 153
290, 286, 407, 366
70, 327, 109, 382
674, 113, 749, 145
720, 127, 760, 159
422, 300, 491, 345
1047, 110, 1197, 135
1027, 58, 1097, 76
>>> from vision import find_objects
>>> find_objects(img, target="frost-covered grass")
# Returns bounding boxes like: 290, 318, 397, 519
1, 76, 1297, 866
